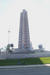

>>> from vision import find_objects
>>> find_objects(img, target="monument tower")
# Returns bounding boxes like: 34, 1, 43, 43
18, 10, 31, 50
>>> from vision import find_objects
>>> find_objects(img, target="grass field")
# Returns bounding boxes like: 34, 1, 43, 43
0, 57, 50, 66
40, 57, 50, 64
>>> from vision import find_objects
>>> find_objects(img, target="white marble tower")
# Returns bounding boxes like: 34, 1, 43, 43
18, 10, 31, 50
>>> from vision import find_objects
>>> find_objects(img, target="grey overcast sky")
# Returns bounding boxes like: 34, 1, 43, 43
0, 0, 50, 50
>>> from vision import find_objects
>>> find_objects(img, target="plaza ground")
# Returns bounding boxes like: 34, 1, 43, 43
0, 66, 50, 75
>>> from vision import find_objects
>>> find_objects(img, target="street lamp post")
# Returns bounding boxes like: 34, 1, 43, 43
7, 30, 10, 52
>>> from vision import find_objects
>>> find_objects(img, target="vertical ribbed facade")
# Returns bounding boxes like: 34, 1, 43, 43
18, 10, 30, 49
18, 13, 23, 49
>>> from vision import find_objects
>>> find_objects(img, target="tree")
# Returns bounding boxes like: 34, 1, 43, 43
6, 44, 14, 52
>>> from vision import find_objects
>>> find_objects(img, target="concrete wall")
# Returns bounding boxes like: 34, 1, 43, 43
0, 51, 50, 59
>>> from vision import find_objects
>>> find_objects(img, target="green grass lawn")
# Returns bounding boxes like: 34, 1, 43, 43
40, 57, 50, 64
0, 57, 50, 66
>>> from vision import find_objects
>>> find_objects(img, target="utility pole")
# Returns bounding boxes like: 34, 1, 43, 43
7, 25, 11, 52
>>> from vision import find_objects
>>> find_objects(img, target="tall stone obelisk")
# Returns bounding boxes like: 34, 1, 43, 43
18, 10, 30, 50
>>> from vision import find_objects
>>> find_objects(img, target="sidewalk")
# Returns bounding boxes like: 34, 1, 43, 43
0, 64, 50, 69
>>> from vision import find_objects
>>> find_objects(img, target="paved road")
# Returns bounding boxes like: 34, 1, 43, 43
0, 66, 50, 75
